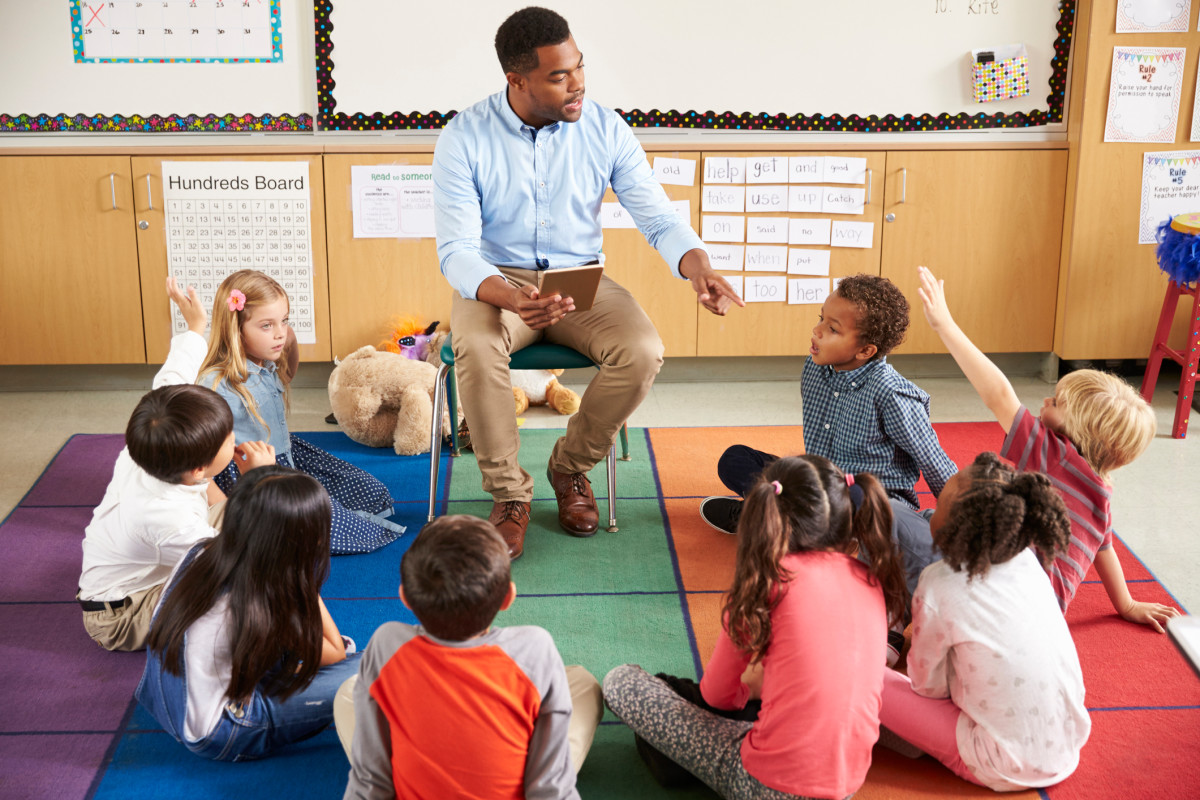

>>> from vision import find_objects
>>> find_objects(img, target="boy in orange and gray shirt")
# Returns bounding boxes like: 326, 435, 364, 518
339, 515, 602, 799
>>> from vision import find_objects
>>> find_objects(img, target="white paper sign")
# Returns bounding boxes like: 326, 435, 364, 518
352, 165, 436, 239
704, 157, 746, 184
1139, 150, 1200, 243
746, 217, 790, 244
702, 214, 745, 242
163, 161, 316, 344
747, 156, 789, 184
1116, 0, 1191, 32
789, 186, 824, 213
745, 185, 789, 212
745, 245, 788, 272
789, 156, 825, 183
822, 186, 866, 215
1105, 47, 1186, 143
706, 244, 745, 270
831, 221, 875, 248
721, 274, 744, 299
823, 157, 868, 185
788, 248, 831, 276
743, 275, 787, 303
1191, 68, 1200, 141
671, 200, 691, 221
601, 202, 638, 229
653, 157, 697, 186
789, 278, 831, 306
789, 218, 832, 246
703, 185, 746, 213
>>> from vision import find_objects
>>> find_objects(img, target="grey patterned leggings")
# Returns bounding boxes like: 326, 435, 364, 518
603, 665, 833, 800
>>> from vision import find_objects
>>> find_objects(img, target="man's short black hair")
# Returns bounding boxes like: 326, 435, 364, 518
495, 6, 571, 74
401, 515, 512, 641
126, 384, 234, 484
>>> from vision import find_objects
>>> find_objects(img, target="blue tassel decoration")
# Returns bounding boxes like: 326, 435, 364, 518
1155, 218, 1200, 285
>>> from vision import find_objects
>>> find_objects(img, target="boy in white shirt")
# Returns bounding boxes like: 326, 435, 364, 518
77, 382, 274, 651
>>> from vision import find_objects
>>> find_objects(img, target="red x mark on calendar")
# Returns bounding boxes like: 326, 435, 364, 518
85, 4, 105, 27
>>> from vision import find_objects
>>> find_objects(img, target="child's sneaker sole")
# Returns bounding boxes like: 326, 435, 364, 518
699, 496, 742, 534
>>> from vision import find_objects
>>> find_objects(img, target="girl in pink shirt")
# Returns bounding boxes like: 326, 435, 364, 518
604, 455, 907, 799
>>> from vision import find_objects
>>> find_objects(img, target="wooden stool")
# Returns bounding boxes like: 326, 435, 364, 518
1140, 212, 1200, 439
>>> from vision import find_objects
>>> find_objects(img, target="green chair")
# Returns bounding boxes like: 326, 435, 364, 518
427, 334, 630, 530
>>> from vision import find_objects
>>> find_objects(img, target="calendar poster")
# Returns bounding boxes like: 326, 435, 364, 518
72, 0, 282, 63
162, 161, 316, 343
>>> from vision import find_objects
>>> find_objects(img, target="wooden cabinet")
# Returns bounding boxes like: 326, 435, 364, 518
0, 156, 145, 364
323, 153, 447, 358
880, 150, 1067, 354
696, 151, 887, 357
130, 155, 333, 364
600, 152, 702, 357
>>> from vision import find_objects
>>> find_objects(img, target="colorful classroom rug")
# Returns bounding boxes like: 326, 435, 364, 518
1, 425, 1196, 800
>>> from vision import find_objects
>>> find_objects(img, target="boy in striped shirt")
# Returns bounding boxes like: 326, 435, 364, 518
918, 266, 1178, 629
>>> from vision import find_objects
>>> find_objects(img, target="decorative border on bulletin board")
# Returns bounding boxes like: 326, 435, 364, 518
70, 0, 284, 64
0, 113, 311, 133
315, 0, 1074, 132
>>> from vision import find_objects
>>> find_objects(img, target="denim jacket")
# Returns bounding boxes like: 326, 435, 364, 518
202, 361, 290, 457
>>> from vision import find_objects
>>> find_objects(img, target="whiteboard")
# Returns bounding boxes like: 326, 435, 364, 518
321, 0, 1073, 132
0, 0, 314, 131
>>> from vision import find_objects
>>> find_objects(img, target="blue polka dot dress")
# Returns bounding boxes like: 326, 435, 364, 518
214, 434, 405, 555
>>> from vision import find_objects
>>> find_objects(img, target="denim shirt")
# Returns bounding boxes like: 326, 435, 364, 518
202, 361, 290, 457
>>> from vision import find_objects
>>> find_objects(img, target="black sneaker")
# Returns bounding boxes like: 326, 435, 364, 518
886, 629, 907, 668
699, 496, 742, 534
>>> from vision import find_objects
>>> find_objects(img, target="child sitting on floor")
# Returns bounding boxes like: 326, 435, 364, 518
198, 269, 404, 555
701, 274, 957, 628
917, 265, 1178, 629
879, 452, 1091, 791
607, 455, 908, 800
338, 515, 603, 799
77, 383, 274, 651
138, 466, 359, 761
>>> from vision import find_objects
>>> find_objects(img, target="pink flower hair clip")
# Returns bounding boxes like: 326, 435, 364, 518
227, 289, 246, 312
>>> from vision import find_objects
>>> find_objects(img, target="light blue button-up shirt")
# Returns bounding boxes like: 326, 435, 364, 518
433, 89, 705, 300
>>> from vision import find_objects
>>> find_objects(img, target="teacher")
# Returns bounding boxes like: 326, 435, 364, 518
433, 6, 741, 559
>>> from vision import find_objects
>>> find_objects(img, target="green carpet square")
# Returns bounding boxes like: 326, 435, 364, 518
578, 723, 719, 799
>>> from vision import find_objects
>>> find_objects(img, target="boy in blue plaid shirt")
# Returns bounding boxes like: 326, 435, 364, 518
701, 275, 956, 614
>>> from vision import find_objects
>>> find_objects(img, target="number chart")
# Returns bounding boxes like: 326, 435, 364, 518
71, 0, 281, 63
162, 161, 315, 343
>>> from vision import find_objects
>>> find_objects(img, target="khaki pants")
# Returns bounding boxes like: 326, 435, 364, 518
334, 664, 604, 774
452, 268, 664, 501
80, 499, 225, 652
80, 582, 165, 652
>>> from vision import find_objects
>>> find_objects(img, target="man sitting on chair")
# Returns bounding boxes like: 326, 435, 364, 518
433, 6, 740, 559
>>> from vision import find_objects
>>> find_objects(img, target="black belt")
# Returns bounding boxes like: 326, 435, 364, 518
78, 594, 129, 612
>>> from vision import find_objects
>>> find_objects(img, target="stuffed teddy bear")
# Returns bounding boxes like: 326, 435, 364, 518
511, 368, 581, 416
327, 345, 450, 456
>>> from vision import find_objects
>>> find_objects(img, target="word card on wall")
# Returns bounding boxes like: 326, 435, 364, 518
72, 0, 282, 63
162, 161, 315, 343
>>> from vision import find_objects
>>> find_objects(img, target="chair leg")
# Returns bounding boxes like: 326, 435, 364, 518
448, 366, 460, 457
1170, 286, 1200, 439
619, 422, 631, 461
428, 364, 449, 522
606, 442, 618, 532
1141, 281, 1182, 402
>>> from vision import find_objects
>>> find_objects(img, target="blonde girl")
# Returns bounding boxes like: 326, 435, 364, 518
605, 455, 908, 800
199, 270, 404, 555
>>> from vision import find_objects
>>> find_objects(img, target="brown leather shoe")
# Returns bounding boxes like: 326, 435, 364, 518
487, 501, 530, 560
547, 467, 599, 537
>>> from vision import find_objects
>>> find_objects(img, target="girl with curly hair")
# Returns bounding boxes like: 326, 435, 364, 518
879, 452, 1091, 792
605, 455, 907, 799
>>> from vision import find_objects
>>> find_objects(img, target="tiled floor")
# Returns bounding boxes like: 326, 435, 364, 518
2, 358, 1197, 614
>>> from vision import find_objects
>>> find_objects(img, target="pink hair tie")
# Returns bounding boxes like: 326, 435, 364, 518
845, 474, 855, 487
770, 480, 782, 495
227, 289, 246, 312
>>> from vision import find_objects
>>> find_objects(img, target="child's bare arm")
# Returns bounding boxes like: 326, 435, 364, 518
166, 276, 207, 334
317, 596, 348, 665
1094, 547, 1180, 633
205, 480, 225, 508
917, 266, 1021, 433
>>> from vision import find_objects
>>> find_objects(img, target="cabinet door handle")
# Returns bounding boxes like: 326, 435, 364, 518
898, 168, 907, 205
146, 174, 154, 211
109, 173, 118, 210
866, 169, 872, 205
